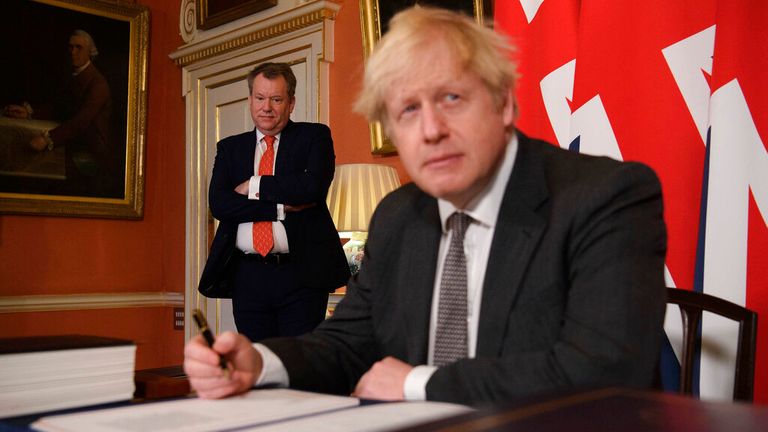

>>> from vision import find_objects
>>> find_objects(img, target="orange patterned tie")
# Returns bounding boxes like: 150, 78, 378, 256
252, 135, 275, 256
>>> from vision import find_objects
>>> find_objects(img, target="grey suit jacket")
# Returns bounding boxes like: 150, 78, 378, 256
262, 132, 667, 406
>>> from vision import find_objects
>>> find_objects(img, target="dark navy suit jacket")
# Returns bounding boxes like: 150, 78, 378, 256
199, 120, 349, 297
262, 132, 667, 406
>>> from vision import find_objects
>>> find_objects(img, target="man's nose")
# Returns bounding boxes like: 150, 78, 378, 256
421, 104, 448, 143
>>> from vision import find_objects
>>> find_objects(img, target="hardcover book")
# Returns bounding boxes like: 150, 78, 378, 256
0, 334, 136, 418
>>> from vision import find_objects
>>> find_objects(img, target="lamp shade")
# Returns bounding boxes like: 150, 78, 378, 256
326, 164, 401, 232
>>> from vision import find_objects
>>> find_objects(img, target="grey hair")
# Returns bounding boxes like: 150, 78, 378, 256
246, 62, 297, 97
72, 29, 98, 58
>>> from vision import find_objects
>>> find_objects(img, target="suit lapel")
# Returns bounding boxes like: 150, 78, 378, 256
402, 196, 441, 364
274, 120, 294, 174
234, 130, 258, 179
476, 134, 549, 357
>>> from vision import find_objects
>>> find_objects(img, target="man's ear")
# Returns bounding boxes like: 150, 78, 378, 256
288, 96, 296, 113
501, 87, 516, 127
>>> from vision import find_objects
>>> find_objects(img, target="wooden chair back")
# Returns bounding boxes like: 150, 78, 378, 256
665, 287, 758, 402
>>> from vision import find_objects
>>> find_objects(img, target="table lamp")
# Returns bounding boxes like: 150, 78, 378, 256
326, 163, 401, 273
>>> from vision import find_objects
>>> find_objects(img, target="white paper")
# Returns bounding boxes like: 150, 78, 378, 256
32, 389, 472, 432
32, 389, 359, 432
0, 345, 136, 418
245, 400, 474, 432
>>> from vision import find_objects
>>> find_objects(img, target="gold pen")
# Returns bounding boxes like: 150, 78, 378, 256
192, 309, 230, 379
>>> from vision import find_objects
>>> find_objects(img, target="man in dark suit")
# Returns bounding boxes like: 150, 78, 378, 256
198, 62, 350, 341
184, 8, 666, 406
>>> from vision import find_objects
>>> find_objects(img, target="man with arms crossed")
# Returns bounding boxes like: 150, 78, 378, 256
199, 63, 349, 341
185, 7, 667, 406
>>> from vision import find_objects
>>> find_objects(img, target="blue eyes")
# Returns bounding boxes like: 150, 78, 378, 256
445, 93, 460, 102
396, 92, 463, 121
400, 94, 460, 116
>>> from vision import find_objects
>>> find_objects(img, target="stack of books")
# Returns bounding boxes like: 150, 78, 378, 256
0, 335, 136, 418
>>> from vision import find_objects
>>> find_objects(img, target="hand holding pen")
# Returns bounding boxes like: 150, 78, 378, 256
184, 317, 265, 399
192, 309, 230, 379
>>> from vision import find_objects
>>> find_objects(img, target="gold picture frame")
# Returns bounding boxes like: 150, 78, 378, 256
196, 0, 277, 30
359, 0, 488, 155
0, 0, 149, 219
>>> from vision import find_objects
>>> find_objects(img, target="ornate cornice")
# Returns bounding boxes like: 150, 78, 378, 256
180, 0, 197, 43
172, 6, 338, 67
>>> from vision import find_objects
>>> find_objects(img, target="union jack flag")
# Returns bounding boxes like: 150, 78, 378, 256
496, 0, 767, 403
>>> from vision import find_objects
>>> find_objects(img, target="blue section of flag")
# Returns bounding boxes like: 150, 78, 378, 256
694, 128, 711, 296
660, 335, 681, 392
689, 127, 713, 396
568, 136, 580, 153
659, 127, 712, 396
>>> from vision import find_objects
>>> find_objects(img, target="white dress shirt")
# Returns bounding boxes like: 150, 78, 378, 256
403, 134, 518, 399
253, 134, 520, 399
235, 131, 289, 254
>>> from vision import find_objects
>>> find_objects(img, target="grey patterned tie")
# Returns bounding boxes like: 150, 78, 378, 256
433, 212, 472, 367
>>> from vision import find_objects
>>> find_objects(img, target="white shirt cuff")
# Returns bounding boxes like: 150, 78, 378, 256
248, 176, 261, 200
403, 365, 437, 401
253, 343, 289, 387
276, 204, 285, 220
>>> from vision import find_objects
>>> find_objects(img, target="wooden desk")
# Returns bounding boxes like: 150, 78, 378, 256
397, 388, 768, 432
5, 386, 766, 431
133, 365, 190, 401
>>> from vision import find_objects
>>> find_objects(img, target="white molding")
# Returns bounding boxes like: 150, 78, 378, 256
179, 0, 197, 43
0, 292, 184, 313
170, 1, 341, 68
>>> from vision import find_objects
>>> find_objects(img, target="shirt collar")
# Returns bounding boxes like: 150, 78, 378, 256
73, 61, 91, 76
438, 132, 518, 233
256, 130, 281, 147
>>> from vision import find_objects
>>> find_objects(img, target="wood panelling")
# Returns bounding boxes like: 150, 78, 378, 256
0, 308, 184, 370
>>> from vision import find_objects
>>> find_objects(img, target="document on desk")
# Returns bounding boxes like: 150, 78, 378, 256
245, 400, 474, 432
31, 388, 473, 432
32, 389, 358, 432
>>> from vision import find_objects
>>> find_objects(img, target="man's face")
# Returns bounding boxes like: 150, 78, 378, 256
69, 35, 91, 68
249, 74, 296, 136
383, 39, 514, 208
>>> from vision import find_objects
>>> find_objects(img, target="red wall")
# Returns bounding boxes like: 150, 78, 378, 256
0, 0, 403, 370
0, 0, 186, 370
329, 1, 409, 182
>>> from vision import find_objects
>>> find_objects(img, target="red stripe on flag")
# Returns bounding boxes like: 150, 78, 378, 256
494, 0, 579, 144
571, 0, 715, 290
712, 0, 768, 404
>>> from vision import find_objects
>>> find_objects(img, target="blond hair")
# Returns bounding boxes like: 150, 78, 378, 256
354, 6, 517, 127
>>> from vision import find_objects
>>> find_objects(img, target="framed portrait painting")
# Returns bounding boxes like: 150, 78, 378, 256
0, 0, 149, 219
360, 0, 491, 155
196, 0, 277, 30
